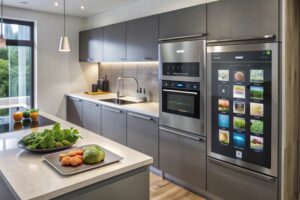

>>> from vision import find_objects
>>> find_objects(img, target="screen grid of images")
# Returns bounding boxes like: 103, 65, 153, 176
211, 51, 272, 169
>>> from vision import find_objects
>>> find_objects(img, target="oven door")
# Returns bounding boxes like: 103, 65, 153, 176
162, 89, 199, 118
160, 88, 204, 136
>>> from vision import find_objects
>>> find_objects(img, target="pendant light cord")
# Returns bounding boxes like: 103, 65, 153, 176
63, 0, 66, 36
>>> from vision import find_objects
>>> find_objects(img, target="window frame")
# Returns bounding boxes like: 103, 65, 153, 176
3, 18, 35, 107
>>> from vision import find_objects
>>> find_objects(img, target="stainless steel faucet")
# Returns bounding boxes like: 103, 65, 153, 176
116, 77, 138, 99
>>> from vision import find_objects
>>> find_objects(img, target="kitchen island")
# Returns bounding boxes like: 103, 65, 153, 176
0, 110, 153, 200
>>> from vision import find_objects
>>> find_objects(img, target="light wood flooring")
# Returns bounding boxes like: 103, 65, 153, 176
150, 173, 206, 200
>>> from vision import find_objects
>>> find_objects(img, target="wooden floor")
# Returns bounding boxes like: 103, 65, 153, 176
150, 173, 206, 200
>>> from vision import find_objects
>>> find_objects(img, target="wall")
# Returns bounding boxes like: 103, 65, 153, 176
84, 0, 217, 29
3, 6, 97, 119
99, 62, 159, 102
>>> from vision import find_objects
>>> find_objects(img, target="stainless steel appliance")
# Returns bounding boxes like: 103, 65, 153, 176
159, 39, 206, 136
207, 42, 278, 178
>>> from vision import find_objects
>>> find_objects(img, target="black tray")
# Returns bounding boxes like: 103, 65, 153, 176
43, 145, 123, 176
18, 140, 74, 153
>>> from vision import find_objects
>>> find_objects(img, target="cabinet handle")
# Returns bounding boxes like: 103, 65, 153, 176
159, 126, 206, 142
120, 58, 126, 61
128, 113, 152, 121
69, 97, 81, 102
162, 89, 198, 95
87, 58, 94, 61
103, 107, 122, 113
84, 101, 99, 107
208, 157, 276, 182
143, 57, 153, 61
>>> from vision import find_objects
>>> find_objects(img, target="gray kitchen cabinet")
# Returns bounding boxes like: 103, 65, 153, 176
159, 127, 206, 193
159, 5, 206, 39
101, 106, 127, 145
207, 158, 278, 200
103, 23, 126, 61
126, 15, 158, 61
67, 97, 83, 127
207, 0, 279, 40
82, 101, 101, 135
127, 112, 159, 168
79, 28, 103, 62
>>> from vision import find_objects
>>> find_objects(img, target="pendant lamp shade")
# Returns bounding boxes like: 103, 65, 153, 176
0, 0, 6, 48
59, 0, 70, 52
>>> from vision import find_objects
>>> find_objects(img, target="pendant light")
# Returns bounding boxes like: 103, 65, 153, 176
0, 0, 6, 48
59, 0, 70, 52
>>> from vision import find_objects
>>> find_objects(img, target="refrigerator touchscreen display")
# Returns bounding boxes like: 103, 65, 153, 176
211, 50, 272, 168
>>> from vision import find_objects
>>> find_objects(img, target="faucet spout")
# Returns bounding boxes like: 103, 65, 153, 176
116, 77, 138, 99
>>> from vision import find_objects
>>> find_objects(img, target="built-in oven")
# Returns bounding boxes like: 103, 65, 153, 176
159, 39, 206, 136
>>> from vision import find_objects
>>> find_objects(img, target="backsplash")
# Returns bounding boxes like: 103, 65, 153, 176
99, 63, 159, 102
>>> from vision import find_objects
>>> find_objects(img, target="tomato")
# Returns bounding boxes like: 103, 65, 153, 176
13, 112, 23, 121
30, 112, 39, 121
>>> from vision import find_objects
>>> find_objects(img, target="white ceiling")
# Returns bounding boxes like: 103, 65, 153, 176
3, 0, 139, 17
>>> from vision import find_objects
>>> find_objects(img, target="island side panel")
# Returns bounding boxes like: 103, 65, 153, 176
0, 173, 18, 200
53, 166, 150, 200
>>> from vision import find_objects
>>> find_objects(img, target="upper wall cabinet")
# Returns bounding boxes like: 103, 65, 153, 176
103, 22, 127, 62
159, 5, 207, 39
126, 15, 159, 61
207, 0, 279, 41
79, 28, 102, 62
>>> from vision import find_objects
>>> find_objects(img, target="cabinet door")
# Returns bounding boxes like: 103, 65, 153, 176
207, 158, 278, 200
101, 106, 126, 145
159, 127, 206, 192
67, 97, 83, 127
79, 28, 103, 62
207, 0, 279, 40
127, 112, 159, 168
126, 15, 158, 61
82, 101, 101, 134
103, 23, 126, 61
159, 5, 206, 39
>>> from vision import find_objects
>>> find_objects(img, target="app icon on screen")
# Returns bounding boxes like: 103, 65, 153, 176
218, 85, 229, 98
250, 135, 264, 152
219, 130, 230, 144
233, 101, 246, 115
250, 119, 264, 135
233, 117, 246, 131
250, 103, 264, 117
250, 86, 264, 100
233, 85, 246, 99
233, 132, 246, 149
219, 114, 229, 128
250, 69, 264, 83
218, 99, 230, 113
234, 71, 245, 82
218, 70, 230, 81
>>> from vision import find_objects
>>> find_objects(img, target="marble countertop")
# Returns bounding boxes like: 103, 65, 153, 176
66, 93, 159, 118
0, 110, 153, 200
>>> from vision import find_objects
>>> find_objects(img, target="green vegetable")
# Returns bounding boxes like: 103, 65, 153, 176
21, 123, 81, 150
23, 110, 31, 119
250, 120, 263, 134
83, 146, 105, 164
30, 109, 39, 113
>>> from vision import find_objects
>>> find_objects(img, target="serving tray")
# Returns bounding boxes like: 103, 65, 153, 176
43, 144, 123, 176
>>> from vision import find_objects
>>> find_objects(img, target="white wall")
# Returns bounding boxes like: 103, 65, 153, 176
3, 6, 97, 119
85, 0, 217, 29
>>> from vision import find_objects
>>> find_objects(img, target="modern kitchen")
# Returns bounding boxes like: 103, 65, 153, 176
0, 0, 298, 200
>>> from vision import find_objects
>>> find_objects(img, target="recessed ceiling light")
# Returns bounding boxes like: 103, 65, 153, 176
54, 2, 59, 6
80, 5, 85, 10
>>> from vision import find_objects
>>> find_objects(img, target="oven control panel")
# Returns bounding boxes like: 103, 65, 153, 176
162, 80, 200, 91
162, 62, 200, 77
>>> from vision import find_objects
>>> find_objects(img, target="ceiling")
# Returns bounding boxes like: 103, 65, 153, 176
4, 0, 139, 17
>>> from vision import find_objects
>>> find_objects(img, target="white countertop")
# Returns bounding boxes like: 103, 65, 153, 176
0, 111, 153, 200
66, 93, 159, 118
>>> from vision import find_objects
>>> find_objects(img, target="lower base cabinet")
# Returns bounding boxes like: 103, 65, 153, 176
159, 127, 206, 193
101, 106, 127, 145
67, 97, 83, 127
82, 101, 101, 134
127, 112, 159, 168
207, 158, 278, 200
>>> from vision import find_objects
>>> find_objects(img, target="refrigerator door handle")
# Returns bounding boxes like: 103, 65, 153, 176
159, 126, 206, 142
208, 157, 276, 182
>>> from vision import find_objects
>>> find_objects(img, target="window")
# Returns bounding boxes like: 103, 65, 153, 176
0, 19, 34, 107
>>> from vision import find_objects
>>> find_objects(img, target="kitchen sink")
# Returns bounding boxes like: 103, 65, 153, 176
100, 98, 137, 105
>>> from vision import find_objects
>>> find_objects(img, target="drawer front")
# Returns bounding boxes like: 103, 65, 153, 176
127, 112, 159, 168
159, 127, 206, 191
101, 106, 127, 145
